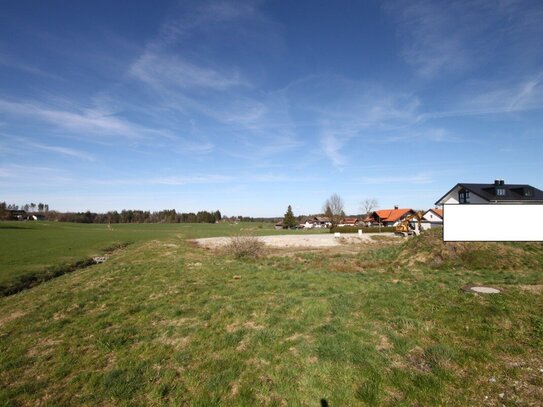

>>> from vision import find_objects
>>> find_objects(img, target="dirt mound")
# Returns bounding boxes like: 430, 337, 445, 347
397, 229, 543, 270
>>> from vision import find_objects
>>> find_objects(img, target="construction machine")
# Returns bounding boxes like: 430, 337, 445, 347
395, 211, 424, 237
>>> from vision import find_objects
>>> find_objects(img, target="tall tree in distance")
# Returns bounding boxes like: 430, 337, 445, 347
361, 198, 378, 216
322, 193, 345, 227
283, 205, 296, 229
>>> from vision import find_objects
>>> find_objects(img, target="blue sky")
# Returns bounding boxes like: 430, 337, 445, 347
1, 0, 543, 216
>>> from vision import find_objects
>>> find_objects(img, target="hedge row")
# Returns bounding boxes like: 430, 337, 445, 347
329, 226, 396, 234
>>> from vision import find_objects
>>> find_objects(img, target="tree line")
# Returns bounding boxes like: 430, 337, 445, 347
0, 202, 222, 224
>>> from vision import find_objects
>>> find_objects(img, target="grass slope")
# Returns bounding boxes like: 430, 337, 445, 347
0, 221, 323, 293
1, 230, 542, 405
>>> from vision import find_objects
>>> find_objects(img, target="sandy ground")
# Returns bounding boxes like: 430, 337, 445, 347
194, 232, 397, 249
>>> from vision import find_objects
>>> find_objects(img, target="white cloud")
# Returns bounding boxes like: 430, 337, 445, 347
320, 133, 347, 170
0, 99, 145, 139
385, 0, 543, 77
2, 135, 95, 160
359, 174, 433, 185
130, 52, 245, 91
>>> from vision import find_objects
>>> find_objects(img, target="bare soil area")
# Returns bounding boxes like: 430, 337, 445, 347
194, 232, 397, 249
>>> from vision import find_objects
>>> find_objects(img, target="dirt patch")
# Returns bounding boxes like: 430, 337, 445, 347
155, 335, 191, 350
194, 233, 397, 249
518, 285, 543, 293
0, 310, 26, 327
27, 337, 63, 357
227, 321, 265, 332
376, 335, 392, 351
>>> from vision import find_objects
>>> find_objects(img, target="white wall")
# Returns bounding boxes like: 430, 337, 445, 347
444, 204, 543, 241
423, 211, 443, 223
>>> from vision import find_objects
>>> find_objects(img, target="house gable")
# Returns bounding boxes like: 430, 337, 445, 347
436, 181, 543, 205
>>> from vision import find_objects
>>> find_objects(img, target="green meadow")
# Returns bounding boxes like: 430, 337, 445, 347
0, 221, 323, 294
0, 223, 542, 405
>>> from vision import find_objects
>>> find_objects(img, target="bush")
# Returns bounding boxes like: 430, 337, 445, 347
225, 235, 265, 259
329, 226, 396, 234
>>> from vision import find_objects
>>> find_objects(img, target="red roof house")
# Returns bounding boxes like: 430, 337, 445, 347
371, 208, 415, 226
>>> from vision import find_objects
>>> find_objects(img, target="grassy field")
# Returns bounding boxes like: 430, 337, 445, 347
0, 221, 324, 294
0, 225, 542, 405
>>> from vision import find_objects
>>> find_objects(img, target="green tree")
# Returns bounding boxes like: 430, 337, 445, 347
283, 205, 296, 229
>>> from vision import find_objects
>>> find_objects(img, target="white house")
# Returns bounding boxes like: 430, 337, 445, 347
420, 208, 443, 230
435, 179, 543, 241
300, 216, 332, 229
435, 179, 543, 205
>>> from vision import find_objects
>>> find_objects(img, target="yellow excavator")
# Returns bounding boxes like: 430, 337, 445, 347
395, 211, 424, 236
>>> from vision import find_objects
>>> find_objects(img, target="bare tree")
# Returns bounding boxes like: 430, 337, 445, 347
360, 198, 378, 216
322, 193, 345, 227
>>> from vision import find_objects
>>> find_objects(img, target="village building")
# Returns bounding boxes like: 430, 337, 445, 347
420, 208, 443, 230
365, 207, 416, 227
299, 216, 331, 229
337, 217, 361, 227
435, 179, 543, 205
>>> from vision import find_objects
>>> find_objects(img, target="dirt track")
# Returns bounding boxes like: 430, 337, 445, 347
194, 233, 397, 249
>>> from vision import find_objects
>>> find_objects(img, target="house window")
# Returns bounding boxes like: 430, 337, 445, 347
458, 189, 470, 204
525, 188, 533, 197
496, 187, 506, 197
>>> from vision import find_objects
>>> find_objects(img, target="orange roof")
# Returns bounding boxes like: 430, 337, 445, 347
433, 208, 443, 217
342, 217, 359, 224
374, 208, 413, 222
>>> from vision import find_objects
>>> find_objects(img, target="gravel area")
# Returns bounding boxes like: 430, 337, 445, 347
194, 232, 396, 249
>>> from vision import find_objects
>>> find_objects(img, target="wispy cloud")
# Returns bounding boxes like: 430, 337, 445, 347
415, 72, 543, 121
130, 53, 246, 91
0, 53, 64, 81
0, 164, 72, 185
320, 133, 347, 169
2, 134, 95, 160
91, 174, 233, 186
0, 98, 215, 154
0, 99, 145, 139
359, 173, 433, 185
385, 0, 543, 78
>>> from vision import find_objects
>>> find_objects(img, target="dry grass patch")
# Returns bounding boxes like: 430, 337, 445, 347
224, 235, 265, 259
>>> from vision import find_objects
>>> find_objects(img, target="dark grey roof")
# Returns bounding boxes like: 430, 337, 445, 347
435, 182, 543, 205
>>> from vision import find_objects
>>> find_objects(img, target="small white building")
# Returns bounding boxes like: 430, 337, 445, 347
300, 216, 331, 229
420, 208, 443, 230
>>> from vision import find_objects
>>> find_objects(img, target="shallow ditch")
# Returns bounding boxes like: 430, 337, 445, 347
0, 242, 131, 297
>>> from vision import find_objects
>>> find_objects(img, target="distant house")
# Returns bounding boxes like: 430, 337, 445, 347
435, 179, 543, 205
300, 216, 331, 229
361, 215, 374, 227
338, 217, 361, 227
420, 208, 443, 230
6, 210, 26, 220
369, 207, 415, 227
275, 220, 284, 230
20, 212, 45, 220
